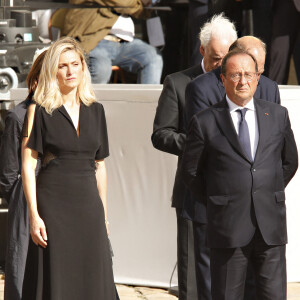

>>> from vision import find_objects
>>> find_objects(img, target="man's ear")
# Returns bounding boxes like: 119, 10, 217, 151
220, 73, 225, 86
200, 45, 205, 57
257, 73, 262, 81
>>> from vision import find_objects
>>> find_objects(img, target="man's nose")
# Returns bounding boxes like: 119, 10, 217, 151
239, 74, 247, 84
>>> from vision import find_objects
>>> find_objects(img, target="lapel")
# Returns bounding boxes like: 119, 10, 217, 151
58, 105, 74, 126
57, 103, 84, 131
211, 98, 253, 163
253, 98, 272, 163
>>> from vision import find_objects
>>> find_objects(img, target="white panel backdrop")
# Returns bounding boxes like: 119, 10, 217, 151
102, 95, 178, 288
10, 84, 300, 286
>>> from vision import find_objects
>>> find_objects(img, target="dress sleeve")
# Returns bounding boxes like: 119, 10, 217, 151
95, 103, 109, 160
24, 105, 44, 155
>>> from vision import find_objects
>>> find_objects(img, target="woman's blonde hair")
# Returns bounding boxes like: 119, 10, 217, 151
34, 37, 96, 114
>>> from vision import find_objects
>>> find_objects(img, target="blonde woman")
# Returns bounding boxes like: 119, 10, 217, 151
21, 37, 116, 300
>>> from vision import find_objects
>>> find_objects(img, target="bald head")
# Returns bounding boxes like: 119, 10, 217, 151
229, 36, 266, 74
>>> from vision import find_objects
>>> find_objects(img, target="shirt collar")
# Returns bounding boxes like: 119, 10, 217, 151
201, 59, 207, 74
226, 95, 255, 113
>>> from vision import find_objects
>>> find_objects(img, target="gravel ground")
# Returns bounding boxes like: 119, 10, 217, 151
1, 275, 300, 299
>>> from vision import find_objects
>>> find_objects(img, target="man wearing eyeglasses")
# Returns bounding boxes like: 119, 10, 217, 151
180, 48, 298, 300
183, 35, 281, 300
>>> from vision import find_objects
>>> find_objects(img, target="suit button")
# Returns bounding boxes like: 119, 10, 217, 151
252, 168, 256, 172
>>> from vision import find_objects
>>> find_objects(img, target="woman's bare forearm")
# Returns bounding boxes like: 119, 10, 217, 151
22, 156, 38, 218
21, 104, 47, 247
95, 159, 108, 220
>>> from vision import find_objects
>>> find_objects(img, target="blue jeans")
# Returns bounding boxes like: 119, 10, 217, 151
89, 38, 163, 84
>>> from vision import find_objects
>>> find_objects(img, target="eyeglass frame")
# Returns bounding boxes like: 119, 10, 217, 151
227, 72, 258, 83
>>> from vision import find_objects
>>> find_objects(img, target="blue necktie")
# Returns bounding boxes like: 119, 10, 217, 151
237, 108, 252, 161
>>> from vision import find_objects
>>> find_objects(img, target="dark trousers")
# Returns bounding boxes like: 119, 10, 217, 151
193, 223, 256, 300
176, 209, 198, 300
210, 230, 286, 300
188, 1, 209, 66
193, 222, 212, 300
252, 0, 273, 75
269, 0, 300, 84
160, 2, 189, 80
209, 0, 245, 36
4, 182, 30, 300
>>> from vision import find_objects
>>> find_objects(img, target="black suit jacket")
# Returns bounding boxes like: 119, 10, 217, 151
152, 65, 205, 220
181, 98, 298, 248
185, 67, 281, 123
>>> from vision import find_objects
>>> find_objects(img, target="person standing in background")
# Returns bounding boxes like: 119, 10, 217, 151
63, 0, 163, 84
268, 0, 300, 84
152, 14, 237, 300
0, 49, 47, 300
189, 0, 209, 66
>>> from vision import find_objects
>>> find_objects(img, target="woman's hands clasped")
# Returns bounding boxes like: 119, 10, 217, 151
30, 214, 48, 248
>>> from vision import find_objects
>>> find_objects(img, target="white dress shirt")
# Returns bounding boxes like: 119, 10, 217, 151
201, 59, 207, 74
226, 96, 259, 160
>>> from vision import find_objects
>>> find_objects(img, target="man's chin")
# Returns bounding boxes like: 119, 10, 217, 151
236, 91, 251, 99
234, 94, 252, 104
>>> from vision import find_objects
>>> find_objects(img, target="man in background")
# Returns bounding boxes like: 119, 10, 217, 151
269, 0, 300, 84
63, 0, 163, 84
152, 14, 237, 300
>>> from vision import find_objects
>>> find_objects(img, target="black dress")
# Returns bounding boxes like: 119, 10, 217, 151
22, 102, 116, 300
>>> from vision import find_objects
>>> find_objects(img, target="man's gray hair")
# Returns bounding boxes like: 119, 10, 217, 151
199, 13, 237, 47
